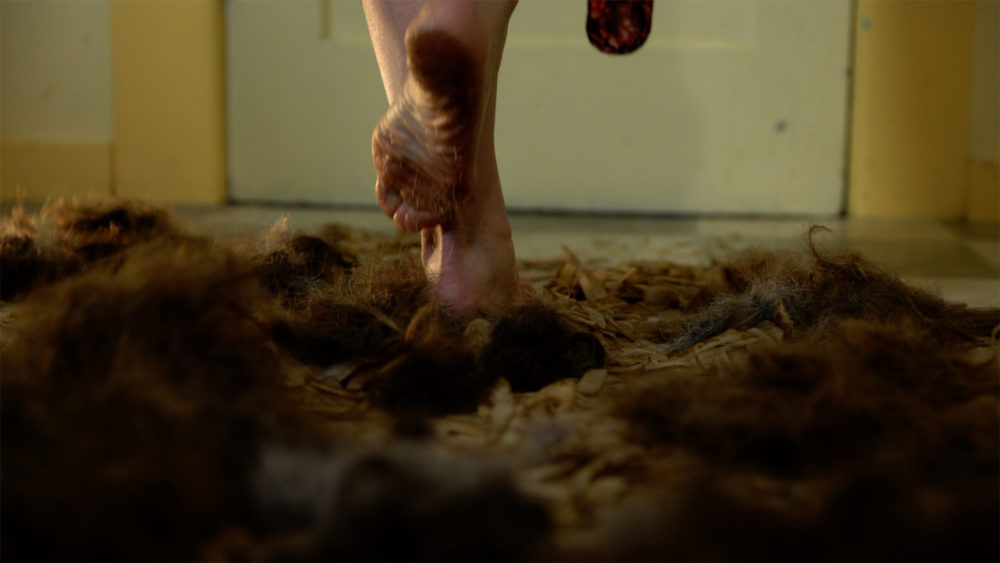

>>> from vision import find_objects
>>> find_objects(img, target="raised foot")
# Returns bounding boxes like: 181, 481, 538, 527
372, 28, 484, 232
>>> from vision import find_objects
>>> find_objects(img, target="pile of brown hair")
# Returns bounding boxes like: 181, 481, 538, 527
1, 199, 997, 561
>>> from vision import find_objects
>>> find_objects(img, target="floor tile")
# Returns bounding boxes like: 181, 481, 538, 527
902, 276, 1000, 309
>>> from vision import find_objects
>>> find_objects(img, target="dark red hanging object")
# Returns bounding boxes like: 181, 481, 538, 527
586, 0, 654, 55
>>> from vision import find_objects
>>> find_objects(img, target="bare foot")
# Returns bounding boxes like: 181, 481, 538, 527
372, 28, 481, 232
420, 182, 522, 315
370, 1, 520, 314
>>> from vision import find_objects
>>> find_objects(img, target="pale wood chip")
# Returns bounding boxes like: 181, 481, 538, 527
551, 246, 582, 289
298, 390, 362, 415
464, 317, 493, 354
964, 346, 997, 367
602, 316, 635, 340
587, 308, 608, 330
566, 309, 593, 329
576, 368, 608, 395
309, 379, 357, 398
692, 329, 743, 354
610, 355, 643, 367
553, 261, 578, 288
578, 269, 608, 301
649, 275, 705, 287
644, 359, 691, 371
346, 366, 382, 391
693, 353, 710, 373
321, 362, 362, 385
570, 445, 643, 494
609, 363, 645, 374
561, 245, 582, 265
617, 266, 639, 285
541, 288, 576, 308
283, 365, 309, 387
435, 416, 490, 448
641, 285, 684, 307
773, 300, 795, 329
591, 268, 613, 282
523, 379, 577, 417
584, 476, 628, 505
404, 304, 437, 343
748, 322, 784, 344
520, 461, 581, 484
489, 378, 515, 434
368, 307, 402, 334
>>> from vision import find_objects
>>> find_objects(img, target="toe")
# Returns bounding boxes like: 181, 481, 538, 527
375, 180, 403, 220
392, 201, 443, 232
377, 179, 448, 232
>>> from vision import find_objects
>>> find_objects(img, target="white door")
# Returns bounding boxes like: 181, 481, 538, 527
227, 0, 851, 215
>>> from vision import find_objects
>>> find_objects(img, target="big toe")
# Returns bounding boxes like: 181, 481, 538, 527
375, 179, 402, 219
376, 180, 449, 232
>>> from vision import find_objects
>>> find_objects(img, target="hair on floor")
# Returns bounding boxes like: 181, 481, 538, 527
1, 200, 996, 561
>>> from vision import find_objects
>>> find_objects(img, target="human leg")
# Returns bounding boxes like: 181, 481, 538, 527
363, 0, 520, 314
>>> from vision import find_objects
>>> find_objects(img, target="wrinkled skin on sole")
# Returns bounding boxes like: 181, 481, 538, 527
372, 30, 483, 232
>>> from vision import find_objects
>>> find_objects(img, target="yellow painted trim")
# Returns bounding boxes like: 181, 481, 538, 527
110, 0, 226, 204
849, 0, 977, 219
966, 158, 999, 221
0, 140, 112, 203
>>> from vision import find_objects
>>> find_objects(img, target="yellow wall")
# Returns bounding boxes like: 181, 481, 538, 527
966, 0, 999, 221
0, 0, 114, 200
0, 0, 226, 205
1, 141, 112, 201
111, 0, 226, 204
849, 0, 998, 220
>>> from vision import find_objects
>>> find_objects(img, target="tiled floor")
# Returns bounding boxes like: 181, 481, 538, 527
169, 203, 1000, 309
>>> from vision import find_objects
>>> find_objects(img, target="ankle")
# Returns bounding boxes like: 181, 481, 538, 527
411, 0, 515, 62
422, 0, 517, 24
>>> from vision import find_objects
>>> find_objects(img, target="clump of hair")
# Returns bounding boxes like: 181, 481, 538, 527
627, 321, 998, 475
617, 228, 1000, 559
0, 204, 46, 300
271, 297, 405, 367
256, 230, 356, 306
1, 242, 308, 561
44, 198, 183, 260
0, 199, 188, 300
366, 307, 491, 415
4, 201, 996, 561
665, 227, 999, 351
485, 303, 607, 392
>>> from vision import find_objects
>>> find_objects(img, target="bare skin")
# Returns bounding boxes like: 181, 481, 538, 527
364, 0, 519, 314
